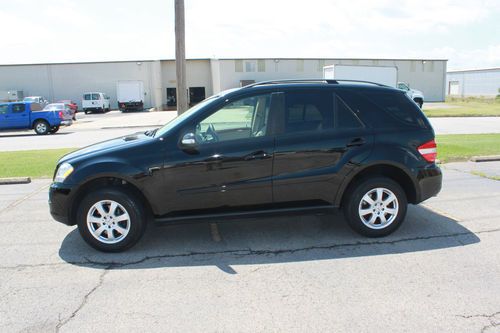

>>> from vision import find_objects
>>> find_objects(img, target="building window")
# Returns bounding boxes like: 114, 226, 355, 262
424, 61, 434, 72
245, 61, 256, 72
296, 59, 304, 72
257, 59, 266, 72
317, 59, 325, 72
410, 61, 416, 72
235, 60, 243, 72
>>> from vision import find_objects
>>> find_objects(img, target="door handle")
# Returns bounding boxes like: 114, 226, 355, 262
244, 151, 270, 161
346, 138, 366, 147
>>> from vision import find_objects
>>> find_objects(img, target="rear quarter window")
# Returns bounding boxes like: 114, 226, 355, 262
337, 89, 428, 129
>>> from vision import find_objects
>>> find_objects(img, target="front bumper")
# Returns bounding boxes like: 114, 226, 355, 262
49, 182, 75, 225
415, 163, 442, 203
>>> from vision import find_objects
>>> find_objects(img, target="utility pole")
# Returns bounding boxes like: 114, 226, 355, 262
175, 0, 188, 114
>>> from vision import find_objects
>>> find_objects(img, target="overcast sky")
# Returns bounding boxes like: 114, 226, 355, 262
1, 0, 499, 70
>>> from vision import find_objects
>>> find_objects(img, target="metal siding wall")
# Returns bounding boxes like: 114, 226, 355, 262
447, 70, 500, 97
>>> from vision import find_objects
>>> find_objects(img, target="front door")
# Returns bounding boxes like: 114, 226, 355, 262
8, 103, 30, 129
160, 92, 278, 215
272, 90, 373, 206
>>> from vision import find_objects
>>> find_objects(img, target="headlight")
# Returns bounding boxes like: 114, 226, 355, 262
54, 163, 74, 183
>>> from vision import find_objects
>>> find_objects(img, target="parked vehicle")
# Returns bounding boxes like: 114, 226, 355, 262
117, 81, 145, 112
323, 65, 425, 108
57, 100, 78, 120
82, 92, 110, 114
23, 96, 48, 108
0, 102, 72, 135
0, 90, 24, 102
397, 82, 425, 108
49, 79, 442, 252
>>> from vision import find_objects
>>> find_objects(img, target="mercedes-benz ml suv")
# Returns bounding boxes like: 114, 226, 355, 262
49, 79, 442, 252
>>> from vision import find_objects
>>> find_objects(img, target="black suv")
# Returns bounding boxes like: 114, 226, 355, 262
49, 79, 442, 252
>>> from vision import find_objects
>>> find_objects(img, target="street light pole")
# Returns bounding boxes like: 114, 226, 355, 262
175, 0, 188, 114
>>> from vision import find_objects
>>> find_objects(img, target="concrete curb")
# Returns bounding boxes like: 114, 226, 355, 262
470, 155, 500, 162
0, 177, 31, 185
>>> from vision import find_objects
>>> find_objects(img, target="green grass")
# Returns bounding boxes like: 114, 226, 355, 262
424, 97, 500, 117
1, 133, 500, 178
0, 148, 76, 178
436, 133, 500, 162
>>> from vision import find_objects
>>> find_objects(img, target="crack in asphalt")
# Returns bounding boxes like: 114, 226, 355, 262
456, 311, 500, 333
54, 267, 110, 333
1, 227, 498, 271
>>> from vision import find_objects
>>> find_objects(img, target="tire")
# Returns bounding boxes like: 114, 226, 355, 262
343, 177, 407, 237
84, 110, 89, 115
76, 188, 147, 252
49, 126, 60, 134
34, 120, 50, 135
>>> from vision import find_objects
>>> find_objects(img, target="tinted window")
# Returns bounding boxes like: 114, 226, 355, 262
284, 91, 333, 134
195, 93, 271, 144
337, 89, 427, 129
92, 94, 100, 100
336, 95, 363, 129
12, 104, 25, 113
364, 91, 427, 128
84, 94, 92, 100
0, 105, 8, 114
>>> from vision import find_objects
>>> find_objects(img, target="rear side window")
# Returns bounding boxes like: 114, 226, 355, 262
284, 91, 333, 133
84, 94, 92, 100
335, 95, 363, 129
12, 104, 25, 113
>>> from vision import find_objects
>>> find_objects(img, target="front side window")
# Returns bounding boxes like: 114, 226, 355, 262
195, 94, 272, 144
284, 91, 333, 134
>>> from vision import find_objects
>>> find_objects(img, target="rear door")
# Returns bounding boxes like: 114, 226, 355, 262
272, 89, 373, 206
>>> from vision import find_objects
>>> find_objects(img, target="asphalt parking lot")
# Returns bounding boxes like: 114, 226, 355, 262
0, 163, 499, 332
2, 109, 500, 151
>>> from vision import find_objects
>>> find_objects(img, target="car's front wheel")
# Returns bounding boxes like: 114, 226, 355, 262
77, 188, 147, 252
343, 177, 407, 237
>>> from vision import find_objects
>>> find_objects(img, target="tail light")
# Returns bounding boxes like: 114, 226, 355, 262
418, 139, 437, 163
58, 111, 64, 119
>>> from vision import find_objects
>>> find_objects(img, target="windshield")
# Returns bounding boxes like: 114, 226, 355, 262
154, 96, 220, 138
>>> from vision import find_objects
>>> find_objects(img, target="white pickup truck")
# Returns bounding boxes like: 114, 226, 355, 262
323, 65, 425, 108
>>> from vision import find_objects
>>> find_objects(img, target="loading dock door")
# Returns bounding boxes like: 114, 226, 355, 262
189, 87, 206, 106
167, 88, 177, 107
449, 81, 460, 95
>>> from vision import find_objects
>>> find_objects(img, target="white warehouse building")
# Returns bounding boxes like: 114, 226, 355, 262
0, 58, 447, 109
446, 67, 500, 97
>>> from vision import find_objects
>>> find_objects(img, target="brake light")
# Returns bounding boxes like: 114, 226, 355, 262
59, 111, 63, 119
418, 140, 437, 163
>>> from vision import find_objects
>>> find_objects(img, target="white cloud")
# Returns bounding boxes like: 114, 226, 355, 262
0, 0, 498, 70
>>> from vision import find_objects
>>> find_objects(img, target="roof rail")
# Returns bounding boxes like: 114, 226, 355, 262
242, 78, 388, 88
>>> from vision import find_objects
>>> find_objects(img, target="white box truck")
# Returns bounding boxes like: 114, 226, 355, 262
323, 65, 425, 108
117, 80, 145, 112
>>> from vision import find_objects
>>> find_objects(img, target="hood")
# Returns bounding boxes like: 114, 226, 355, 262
59, 132, 151, 165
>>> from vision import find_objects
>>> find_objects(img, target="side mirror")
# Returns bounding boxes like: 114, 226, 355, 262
180, 132, 198, 152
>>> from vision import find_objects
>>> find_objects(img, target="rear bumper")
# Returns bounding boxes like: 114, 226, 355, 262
415, 164, 442, 203
49, 182, 76, 226
60, 120, 73, 126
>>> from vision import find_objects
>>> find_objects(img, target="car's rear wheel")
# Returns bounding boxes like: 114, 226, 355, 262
77, 188, 147, 252
343, 177, 407, 237
34, 120, 50, 135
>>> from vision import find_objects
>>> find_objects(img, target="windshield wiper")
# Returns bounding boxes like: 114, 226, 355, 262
145, 128, 159, 137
